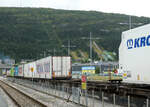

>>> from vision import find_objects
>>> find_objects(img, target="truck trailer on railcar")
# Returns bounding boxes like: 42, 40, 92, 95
119, 24, 150, 84
7, 56, 72, 80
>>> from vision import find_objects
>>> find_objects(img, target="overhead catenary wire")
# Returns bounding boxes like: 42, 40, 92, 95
62, 40, 76, 56
82, 32, 101, 64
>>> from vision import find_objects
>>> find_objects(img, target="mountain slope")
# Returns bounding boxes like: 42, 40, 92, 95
0, 7, 150, 62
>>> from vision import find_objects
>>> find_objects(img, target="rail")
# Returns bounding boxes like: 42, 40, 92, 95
0, 80, 47, 107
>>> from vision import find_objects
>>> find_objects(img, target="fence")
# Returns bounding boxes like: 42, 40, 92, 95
7, 77, 149, 107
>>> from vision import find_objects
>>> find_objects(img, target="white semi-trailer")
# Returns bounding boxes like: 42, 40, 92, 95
119, 24, 150, 84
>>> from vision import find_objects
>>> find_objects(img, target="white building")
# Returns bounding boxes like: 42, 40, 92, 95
3, 58, 15, 65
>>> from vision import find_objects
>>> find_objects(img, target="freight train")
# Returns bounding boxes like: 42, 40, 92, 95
6, 56, 122, 82
7, 56, 71, 79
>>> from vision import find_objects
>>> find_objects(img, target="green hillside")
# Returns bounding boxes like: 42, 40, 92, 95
0, 7, 150, 62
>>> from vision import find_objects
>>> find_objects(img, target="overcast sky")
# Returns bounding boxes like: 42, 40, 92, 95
0, 0, 150, 17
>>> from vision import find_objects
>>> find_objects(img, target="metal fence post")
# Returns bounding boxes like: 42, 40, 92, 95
56, 85, 57, 96
102, 91, 104, 107
57, 85, 60, 96
92, 90, 94, 107
72, 87, 74, 102
46, 82, 48, 93
51, 85, 53, 94
67, 87, 69, 98
78, 88, 80, 104
62, 86, 64, 98
128, 95, 130, 107
49, 83, 51, 94
85, 89, 88, 106
81, 89, 84, 105
113, 93, 116, 107
48, 82, 50, 94
55, 85, 56, 95
147, 98, 149, 107
60, 85, 62, 98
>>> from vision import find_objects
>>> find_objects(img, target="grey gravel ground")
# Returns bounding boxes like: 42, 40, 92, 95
1, 77, 80, 107
0, 86, 17, 107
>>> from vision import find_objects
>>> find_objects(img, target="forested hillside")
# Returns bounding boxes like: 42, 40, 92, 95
0, 7, 150, 62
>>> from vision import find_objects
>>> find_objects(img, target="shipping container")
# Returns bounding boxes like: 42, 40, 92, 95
29, 62, 37, 78
10, 67, 15, 76
36, 56, 52, 79
52, 56, 71, 78
6, 69, 11, 76
32, 62, 39, 78
18, 64, 24, 77
24, 62, 37, 78
119, 24, 150, 84
24, 63, 30, 78
14, 66, 18, 76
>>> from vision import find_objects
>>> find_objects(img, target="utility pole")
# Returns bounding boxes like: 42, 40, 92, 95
62, 40, 76, 56
82, 32, 101, 64
53, 48, 61, 56
43, 49, 53, 58
90, 32, 92, 63
129, 15, 132, 29
44, 51, 46, 57
53, 48, 56, 56
47, 49, 52, 56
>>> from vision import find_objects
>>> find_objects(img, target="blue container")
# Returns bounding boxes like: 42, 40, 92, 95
14, 66, 18, 76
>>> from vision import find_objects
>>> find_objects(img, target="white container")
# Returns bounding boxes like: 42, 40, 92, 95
24, 62, 36, 78
36, 56, 52, 79
18, 64, 24, 77
52, 56, 71, 78
24, 63, 29, 78
119, 24, 150, 84
6, 69, 11, 76
29, 62, 37, 78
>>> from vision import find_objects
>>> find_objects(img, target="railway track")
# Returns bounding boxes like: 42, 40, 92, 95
11, 81, 85, 107
0, 80, 47, 107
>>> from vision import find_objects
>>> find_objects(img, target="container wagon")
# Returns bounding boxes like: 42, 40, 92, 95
119, 24, 150, 84
7, 56, 72, 80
